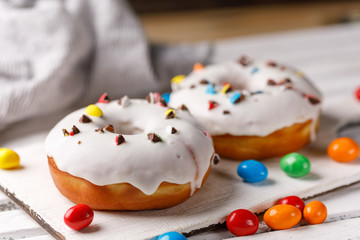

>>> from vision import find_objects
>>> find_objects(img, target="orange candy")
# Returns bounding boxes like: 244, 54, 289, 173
263, 205, 302, 230
303, 201, 327, 224
193, 62, 205, 71
327, 137, 360, 162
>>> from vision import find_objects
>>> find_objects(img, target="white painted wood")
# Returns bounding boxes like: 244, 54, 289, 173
1, 23, 360, 240
23, 236, 55, 240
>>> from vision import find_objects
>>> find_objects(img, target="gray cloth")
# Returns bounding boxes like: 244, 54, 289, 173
0, 0, 211, 131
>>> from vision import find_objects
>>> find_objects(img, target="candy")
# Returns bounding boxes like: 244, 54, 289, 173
208, 101, 219, 110
157, 231, 187, 240
303, 201, 327, 224
165, 109, 176, 119
263, 204, 301, 230
98, 93, 110, 103
226, 209, 259, 236
279, 196, 305, 212
161, 92, 171, 103
85, 104, 103, 117
221, 83, 232, 94
0, 148, 20, 170
250, 67, 259, 74
115, 135, 126, 145
356, 87, 360, 101
280, 153, 311, 178
64, 204, 94, 230
237, 160, 268, 183
229, 92, 244, 104
193, 62, 204, 71
205, 84, 216, 94
204, 130, 211, 139
171, 75, 185, 84
327, 137, 360, 162
118, 95, 130, 107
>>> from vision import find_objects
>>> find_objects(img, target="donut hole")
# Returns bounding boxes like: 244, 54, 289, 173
113, 122, 144, 135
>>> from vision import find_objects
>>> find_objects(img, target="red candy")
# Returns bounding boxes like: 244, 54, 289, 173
208, 101, 219, 110
226, 209, 259, 236
279, 195, 305, 212
98, 93, 110, 103
64, 204, 94, 230
355, 87, 360, 101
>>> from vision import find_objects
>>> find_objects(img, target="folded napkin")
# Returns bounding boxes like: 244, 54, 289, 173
0, 0, 211, 131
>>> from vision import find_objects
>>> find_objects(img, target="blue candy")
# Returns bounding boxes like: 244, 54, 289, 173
161, 92, 171, 103
157, 231, 187, 240
237, 160, 268, 183
251, 67, 259, 74
205, 84, 216, 94
229, 92, 242, 104
252, 90, 264, 95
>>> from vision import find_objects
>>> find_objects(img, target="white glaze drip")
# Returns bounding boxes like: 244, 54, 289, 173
45, 100, 214, 195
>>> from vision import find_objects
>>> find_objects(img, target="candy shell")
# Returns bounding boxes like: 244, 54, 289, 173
205, 84, 217, 95
226, 209, 259, 236
237, 160, 268, 183
356, 87, 360, 101
229, 92, 243, 104
171, 75, 185, 84
280, 153, 311, 178
327, 137, 360, 162
303, 201, 327, 224
157, 231, 187, 240
263, 204, 302, 230
161, 92, 171, 103
193, 62, 204, 71
208, 101, 219, 110
85, 104, 103, 117
0, 148, 20, 170
221, 83, 232, 94
64, 204, 94, 230
279, 196, 305, 212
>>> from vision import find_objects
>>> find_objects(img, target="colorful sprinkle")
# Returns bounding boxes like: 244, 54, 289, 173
115, 135, 126, 145
205, 84, 217, 94
98, 93, 110, 103
355, 87, 360, 101
148, 133, 163, 143
178, 104, 189, 111
105, 124, 114, 133
238, 55, 252, 66
237, 160, 268, 183
79, 114, 92, 124
165, 109, 176, 119
0, 148, 20, 170
62, 129, 69, 136
250, 67, 259, 74
221, 82, 232, 94
95, 128, 104, 133
267, 61, 278, 67
85, 104, 103, 117
193, 62, 204, 71
167, 126, 177, 134
208, 100, 219, 110
171, 75, 185, 84
251, 90, 264, 95
161, 92, 171, 103
212, 154, 220, 165
229, 92, 244, 104
200, 79, 209, 85
304, 94, 321, 105
118, 95, 130, 107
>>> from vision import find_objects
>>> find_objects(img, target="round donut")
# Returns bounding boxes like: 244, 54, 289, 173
45, 94, 215, 210
169, 56, 322, 160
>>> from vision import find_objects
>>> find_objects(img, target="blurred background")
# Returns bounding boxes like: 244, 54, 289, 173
130, 0, 360, 43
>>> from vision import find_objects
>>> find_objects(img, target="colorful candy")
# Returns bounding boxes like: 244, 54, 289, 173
237, 160, 268, 183
279, 196, 305, 212
356, 87, 360, 101
226, 209, 259, 236
161, 92, 171, 103
171, 75, 185, 84
280, 153, 311, 178
303, 201, 327, 224
205, 84, 217, 94
165, 109, 176, 119
208, 101, 219, 110
193, 62, 204, 71
221, 82, 232, 94
98, 93, 110, 103
263, 204, 301, 230
64, 204, 94, 230
85, 104, 103, 117
0, 148, 20, 170
229, 92, 244, 104
157, 232, 187, 240
250, 67, 259, 74
327, 137, 360, 162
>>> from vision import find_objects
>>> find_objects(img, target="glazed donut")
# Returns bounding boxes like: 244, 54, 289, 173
45, 94, 215, 210
169, 56, 322, 160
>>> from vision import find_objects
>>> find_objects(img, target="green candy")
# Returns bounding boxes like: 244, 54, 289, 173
280, 153, 311, 178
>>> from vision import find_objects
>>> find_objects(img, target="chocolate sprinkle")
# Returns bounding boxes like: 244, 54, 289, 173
166, 109, 176, 119
95, 128, 104, 133
62, 129, 69, 136
280, 78, 292, 84
171, 127, 177, 134
78, 141, 82, 144
145, 93, 152, 103
190, 84, 196, 89
280, 65, 287, 70
213, 154, 220, 165
267, 61, 277, 67
115, 134, 126, 145
105, 124, 114, 133
267, 79, 277, 86
72, 125, 80, 135
200, 79, 209, 85
79, 114, 92, 123
178, 104, 189, 111
147, 133, 162, 143
223, 110, 230, 115
238, 55, 252, 66
159, 98, 168, 107
307, 96, 321, 105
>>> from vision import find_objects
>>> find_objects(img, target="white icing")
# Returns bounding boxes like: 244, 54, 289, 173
45, 100, 214, 195
169, 60, 322, 137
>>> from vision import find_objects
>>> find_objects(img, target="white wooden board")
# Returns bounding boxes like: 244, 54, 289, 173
1, 23, 360, 240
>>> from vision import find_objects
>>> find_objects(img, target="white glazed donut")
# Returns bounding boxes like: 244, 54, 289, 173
45, 94, 216, 210
169, 56, 322, 160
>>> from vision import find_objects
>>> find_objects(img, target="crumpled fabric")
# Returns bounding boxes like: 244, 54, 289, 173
0, 0, 211, 131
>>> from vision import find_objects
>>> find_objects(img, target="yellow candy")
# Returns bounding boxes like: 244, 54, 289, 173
221, 83, 231, 94
85, 104, 103, 117
0, 148, 20, 169
296, 71, 304, 77
165, 109, 176, 119
171, 75, 185, 84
